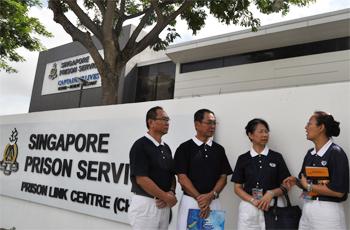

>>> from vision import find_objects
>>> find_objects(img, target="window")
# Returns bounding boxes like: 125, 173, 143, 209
181, 37, 350, 73
135, 62, 176, 102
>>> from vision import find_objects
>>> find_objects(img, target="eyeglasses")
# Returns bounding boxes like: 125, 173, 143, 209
201, 121, 218, 126
153, 117, 171, 122
306, 122, 317, 126
256, 130, 269, 134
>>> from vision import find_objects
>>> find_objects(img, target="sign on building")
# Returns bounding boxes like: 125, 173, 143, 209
42, 51, 103, 95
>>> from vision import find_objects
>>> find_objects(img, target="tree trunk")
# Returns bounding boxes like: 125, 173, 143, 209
100, 66, 122, 105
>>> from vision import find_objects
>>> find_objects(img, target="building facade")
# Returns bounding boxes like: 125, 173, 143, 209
29, 9, 349, 112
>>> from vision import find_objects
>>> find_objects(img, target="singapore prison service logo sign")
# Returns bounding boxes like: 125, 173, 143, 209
42, 52, 103, 95
0, 128, 19, 175
48, 59, 99, 92
0, 126, 132, 224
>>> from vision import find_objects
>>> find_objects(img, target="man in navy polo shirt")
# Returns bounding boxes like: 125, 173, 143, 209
128, 106, 177, 230
173, 109, 233, 230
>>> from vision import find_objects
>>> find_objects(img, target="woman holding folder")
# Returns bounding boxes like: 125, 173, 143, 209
284, 111, 349, 229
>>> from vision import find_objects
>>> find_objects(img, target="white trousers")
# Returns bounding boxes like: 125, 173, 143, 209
237, 198, 285, 230
176, 194, 222, 230
128, 194, 170, 230
299, 200, 346, 230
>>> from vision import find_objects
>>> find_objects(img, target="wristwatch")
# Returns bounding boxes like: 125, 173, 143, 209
307, 182, 313, 192
212, 190, 218, 199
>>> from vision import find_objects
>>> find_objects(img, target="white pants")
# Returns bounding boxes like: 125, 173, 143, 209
237, 198, 285, 230
176, 194, 222, 230
128, 195, 170, 230
299, 200, 346, 230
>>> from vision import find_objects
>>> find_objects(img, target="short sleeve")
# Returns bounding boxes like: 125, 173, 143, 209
277, 154, 291, 185
173, 142, 189, 174
231, 155, 245, 184
130, 140, 149, 177
326, 146, 349, 193
220, 147, 233, 175
298, 152, 311, 179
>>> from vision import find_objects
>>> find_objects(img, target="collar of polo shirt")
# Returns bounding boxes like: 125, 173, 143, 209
192, 136, 213, 147
145, 133, 164, 147
250, 145, 269, 157
311, 139, 332, 157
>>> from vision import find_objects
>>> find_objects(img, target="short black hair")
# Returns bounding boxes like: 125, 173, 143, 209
314, 111, 340, 138
245, 118, 269, 142
194, 109, 215, 122
146, 106, 163, 129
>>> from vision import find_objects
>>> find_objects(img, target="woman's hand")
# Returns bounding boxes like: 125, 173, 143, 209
283, 176, 298, 190
256, 192, 273, 211
300, 173, 308, 190
251, 198, 261, 208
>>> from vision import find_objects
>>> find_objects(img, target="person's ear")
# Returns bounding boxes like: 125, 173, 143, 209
148, 118, 154, 129
318, 124, 326, 134
194, 121, 201, 130
248, 132, 254, 141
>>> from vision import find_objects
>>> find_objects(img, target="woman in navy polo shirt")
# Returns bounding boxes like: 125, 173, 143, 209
284, 111, 349, 229
231, 118, 291, 230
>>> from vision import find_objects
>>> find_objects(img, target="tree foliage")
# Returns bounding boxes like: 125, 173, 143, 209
49, 0, 315, 105
0, 0, 53, 73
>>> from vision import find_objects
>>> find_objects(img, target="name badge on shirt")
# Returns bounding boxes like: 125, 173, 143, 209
252, 188, 263, 199
299, 191, 312, 201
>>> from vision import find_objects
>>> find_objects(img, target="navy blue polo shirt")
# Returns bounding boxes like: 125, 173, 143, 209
231, 148, 291, 195
129, 135, 173, 195
298, 142, 349, 202
173, 138, 233, 194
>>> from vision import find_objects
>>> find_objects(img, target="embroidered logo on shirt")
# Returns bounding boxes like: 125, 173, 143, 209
321, 161, 327, 166
269, 163, 276, 167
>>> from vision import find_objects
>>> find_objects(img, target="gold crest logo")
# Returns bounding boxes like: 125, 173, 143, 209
48, 63, 58, 80
0, 128, 19, 175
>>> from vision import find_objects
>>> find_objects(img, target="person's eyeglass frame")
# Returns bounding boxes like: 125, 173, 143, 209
306, 122, 318, 126
153, 117, 171, 122
200, 121, 219, 126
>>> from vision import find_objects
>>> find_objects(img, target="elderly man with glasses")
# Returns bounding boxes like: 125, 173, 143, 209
128, 106, 177, 230
173, 108, 233, 230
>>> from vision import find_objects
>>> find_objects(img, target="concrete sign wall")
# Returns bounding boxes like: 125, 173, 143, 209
1, 120, 131, 224
1, 82, 349, 229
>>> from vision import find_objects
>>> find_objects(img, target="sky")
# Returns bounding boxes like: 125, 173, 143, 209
0, 0, 349, 116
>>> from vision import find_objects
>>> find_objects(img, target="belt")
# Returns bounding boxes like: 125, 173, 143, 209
134, 192, 158, 199
184, 192, 220, 200
311, 196, 341, 203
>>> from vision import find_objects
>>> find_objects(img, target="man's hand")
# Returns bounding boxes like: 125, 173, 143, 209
197, 192, 214, 209
199, 206, 211, 219
156, 192, 177, 209
156, 199, 167, 209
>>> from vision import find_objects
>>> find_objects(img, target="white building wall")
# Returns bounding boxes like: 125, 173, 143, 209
174, 50, 350, 98
1, 81, 349, 230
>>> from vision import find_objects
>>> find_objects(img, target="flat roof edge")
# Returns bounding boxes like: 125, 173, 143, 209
167, 8, 350, 51
137, 57, 172, 67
